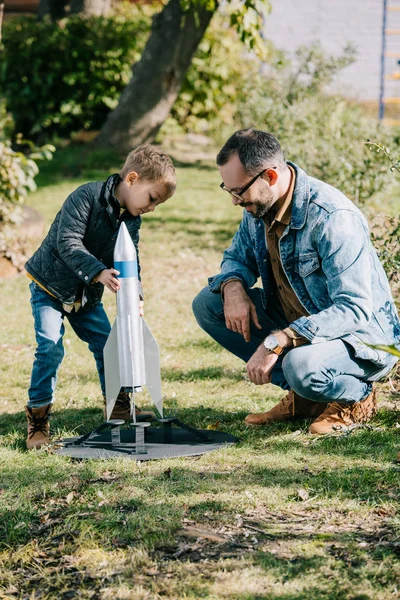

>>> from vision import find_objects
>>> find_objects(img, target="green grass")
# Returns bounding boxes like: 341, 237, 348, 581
0, 144, 399, 599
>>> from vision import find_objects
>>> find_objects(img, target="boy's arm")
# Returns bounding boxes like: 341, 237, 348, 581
56, 185, 107, 284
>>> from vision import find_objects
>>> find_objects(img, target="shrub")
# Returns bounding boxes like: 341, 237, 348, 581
233, 43, 397, 206
169, 15, 261, 137
0, 6, 151, 139
0, 103, 54, 268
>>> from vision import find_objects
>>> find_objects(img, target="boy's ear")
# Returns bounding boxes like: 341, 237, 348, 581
126, 171, 139, 186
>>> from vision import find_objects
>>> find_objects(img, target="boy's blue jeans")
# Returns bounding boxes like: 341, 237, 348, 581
192, 287, 390, 404
28, 281, 111, 408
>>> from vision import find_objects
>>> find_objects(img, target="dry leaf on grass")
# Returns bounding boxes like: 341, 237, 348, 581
297, 488, 310, 501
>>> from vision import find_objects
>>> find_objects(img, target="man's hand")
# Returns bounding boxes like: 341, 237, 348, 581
246, 344, 279, 385
223, 281, 262, 342
95, 268, 120, 293
139, 300, 144, 317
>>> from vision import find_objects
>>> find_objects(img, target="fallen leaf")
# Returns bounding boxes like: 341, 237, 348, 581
66, 492, 74, 504
297, 488, 310, 501
182, 525, 228, 543
206, 421, 221, 430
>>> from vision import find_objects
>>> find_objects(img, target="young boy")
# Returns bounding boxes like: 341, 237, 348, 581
24, 144, 176, 450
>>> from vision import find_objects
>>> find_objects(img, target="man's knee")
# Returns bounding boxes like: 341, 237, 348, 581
282, 347, 328, 399
192, 287, 223, 329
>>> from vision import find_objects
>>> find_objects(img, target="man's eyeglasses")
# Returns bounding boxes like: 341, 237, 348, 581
220, 169, 267, 202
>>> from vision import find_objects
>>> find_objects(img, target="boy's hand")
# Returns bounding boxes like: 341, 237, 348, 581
95, 269, 120, 293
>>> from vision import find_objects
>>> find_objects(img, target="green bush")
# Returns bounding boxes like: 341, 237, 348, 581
0, 7, 151, 139
169, 15, 261, 136
0, 108, 54, 267
233, 43, 397, 206
0, 104, 54, 225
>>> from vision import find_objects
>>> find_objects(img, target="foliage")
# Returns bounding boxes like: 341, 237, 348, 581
0, 123, 54, 226
372, 344, 400, 357
365, 141, 400, 309
180, 0, 271, 60
234, 43, 397, 206
369, 212, 400, 299
0, 6, 151, 139
169, 15, 262, 136
0, 104, 55, 268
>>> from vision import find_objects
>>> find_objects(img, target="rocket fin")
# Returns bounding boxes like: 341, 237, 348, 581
142, 318, 163, 418
103, 320, 122, 420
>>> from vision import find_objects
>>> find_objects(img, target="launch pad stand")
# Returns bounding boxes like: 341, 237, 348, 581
56, 416, 238, 461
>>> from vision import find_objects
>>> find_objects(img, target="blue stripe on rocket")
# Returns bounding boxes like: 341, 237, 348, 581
114, 260, 138, 278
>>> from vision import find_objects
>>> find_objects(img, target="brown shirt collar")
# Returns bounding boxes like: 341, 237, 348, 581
265, 165, 296, 226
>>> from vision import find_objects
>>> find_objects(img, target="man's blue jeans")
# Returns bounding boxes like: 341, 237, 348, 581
28, 281, 111, 408
192, 287, 390, 404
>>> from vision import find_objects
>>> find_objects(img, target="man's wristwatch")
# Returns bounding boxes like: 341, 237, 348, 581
263, 334, 284, 355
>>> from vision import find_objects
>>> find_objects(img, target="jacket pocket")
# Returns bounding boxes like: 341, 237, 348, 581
295, 252, 320, 277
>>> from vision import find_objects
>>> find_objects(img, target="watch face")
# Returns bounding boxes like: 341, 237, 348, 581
264, 334, 279, 350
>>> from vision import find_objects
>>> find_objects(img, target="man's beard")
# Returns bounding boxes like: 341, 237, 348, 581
240, 187, 275, 219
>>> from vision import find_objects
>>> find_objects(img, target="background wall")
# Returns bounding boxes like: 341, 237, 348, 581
264, 0, 400, 104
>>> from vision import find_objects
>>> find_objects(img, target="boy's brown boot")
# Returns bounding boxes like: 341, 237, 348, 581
245, 390, 327, 426
104, 391, 156, 422
25, 404, 51, 450
309, 384, 377, 435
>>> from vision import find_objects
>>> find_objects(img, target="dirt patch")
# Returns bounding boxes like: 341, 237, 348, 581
0, 205, 44, 278
153, 509, 399, 565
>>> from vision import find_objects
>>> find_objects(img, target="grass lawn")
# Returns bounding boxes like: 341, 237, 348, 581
0, 145, 399, 599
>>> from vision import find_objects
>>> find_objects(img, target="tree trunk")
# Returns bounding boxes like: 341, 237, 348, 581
97, 0, 215, 152
38, 0, 110, 19
70, 0, 111, 15
0, 3, 4, 43
38, 0, 69, 20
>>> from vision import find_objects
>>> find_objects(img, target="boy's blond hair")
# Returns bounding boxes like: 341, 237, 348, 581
120, 145, 176, 195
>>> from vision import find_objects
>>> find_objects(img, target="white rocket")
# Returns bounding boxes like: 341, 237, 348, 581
103, 222, 163, 421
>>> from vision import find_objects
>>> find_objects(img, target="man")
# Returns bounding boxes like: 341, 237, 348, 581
192, 129, 400, 434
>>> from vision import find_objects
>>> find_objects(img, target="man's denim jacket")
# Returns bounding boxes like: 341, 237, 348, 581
209, 162, 400, 372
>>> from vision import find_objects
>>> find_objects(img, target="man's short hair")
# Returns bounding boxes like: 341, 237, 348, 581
120, 145, 176, 195
216, 129, 286, 175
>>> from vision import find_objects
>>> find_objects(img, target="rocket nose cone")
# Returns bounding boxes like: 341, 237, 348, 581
114, 221, 137, 262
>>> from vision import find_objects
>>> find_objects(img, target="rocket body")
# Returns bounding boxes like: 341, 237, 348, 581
103, 222, 163, 420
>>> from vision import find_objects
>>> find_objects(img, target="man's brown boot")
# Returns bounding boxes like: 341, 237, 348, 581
104, 391, 156, 422
309, 384, 378, 435
26, 404, 51, 450
245, 390, 328, 426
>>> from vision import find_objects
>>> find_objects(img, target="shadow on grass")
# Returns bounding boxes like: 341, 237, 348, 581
1, 404, 398, 461
35, 144, 125, 187
161, 365, 244, 383
34, 144, 216, 189
1, 406, 398, 508
177, 337, 224, 352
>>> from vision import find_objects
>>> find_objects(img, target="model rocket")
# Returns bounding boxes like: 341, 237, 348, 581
103, 222, 163, 421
